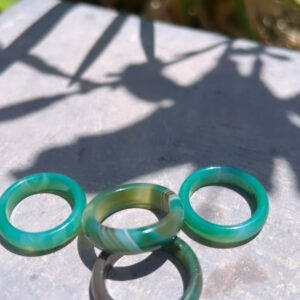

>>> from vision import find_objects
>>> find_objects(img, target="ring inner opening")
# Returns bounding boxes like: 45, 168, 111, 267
11, 193, 72, 232
94, 188, 169, 224
102, 208, 160, 229
190, 185, 255, 225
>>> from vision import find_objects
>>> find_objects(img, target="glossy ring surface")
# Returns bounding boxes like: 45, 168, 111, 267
0, 173, 86, 253
179, 166, 269, 246
91, 237, 202, 300
81, 183, 184, 254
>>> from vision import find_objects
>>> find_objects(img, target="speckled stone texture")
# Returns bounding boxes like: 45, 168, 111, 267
0, 0, 300, 299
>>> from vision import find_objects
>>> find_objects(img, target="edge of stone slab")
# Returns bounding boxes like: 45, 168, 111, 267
0, 0, 299, 58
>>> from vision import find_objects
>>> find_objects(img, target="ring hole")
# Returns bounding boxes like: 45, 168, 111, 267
11, 193, 72, 232
106, 252, 184, 299
102, 208, 159, 229
190, 186, 252, 225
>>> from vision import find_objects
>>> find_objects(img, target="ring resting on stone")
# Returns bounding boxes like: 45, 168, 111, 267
0, 173, 86, 253
179, 166, 269, 246
81, 183, 184, 255
91, 237, 202, 300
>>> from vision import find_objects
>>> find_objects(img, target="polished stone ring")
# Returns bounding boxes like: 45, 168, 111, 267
179, 166, 269, 246
0, 173, 86, 253
91, 237, 202, 300
81, 183, 184, 254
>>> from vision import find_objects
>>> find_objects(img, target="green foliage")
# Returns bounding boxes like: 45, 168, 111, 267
284, 0, 300, 6
0, 0, 19, 11
233, 0, 258, 40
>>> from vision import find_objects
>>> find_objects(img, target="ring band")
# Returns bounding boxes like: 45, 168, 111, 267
81, 183, 184, 254
179, 166, 269, 246
91, 237, 202, 300
0, 173, 86, 253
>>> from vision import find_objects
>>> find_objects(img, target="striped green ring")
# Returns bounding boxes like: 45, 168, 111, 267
179, 166, 269, 246
91, 237, 202, 300
0, 173, 86, 253
81, 183, 184, 255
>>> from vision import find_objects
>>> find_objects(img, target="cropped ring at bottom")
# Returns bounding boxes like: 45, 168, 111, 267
91, 237, 202, 300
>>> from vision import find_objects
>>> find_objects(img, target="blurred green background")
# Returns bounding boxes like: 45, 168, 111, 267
0, 0, 18, 11
1, 0, 300, 50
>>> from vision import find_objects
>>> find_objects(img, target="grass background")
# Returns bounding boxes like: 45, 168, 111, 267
1, 0, 300, 50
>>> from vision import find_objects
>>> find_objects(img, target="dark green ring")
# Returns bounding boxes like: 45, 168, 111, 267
91, 237, 202, 300
179, 166, 269, 246
81, 183, 184, 255
0, 173, 86, 253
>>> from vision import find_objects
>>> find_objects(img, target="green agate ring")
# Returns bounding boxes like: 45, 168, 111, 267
91, 237, 202, 300
0, 173, 86, 253
81, 183, 184, 255
179, 166, 269, 246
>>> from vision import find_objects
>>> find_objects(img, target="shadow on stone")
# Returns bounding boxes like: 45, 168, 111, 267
0, 4, 299, 196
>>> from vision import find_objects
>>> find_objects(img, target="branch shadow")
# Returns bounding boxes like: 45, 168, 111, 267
0, 3, 122, 122
1, 4, 300, 197
0, 2, 73, 74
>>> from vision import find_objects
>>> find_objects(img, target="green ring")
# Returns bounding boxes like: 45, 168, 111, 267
0, 173, 86, 253
81, 183, 184, 255
91, 237, 202, 300
179, 166, 269, 246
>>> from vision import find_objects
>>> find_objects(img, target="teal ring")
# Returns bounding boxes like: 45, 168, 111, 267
91, 237, 202, 300
179, 166, 269, 246
81, 183, 184, 255
0, 173, 86, 253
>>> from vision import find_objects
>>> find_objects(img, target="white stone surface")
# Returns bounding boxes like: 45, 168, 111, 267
0, 0, 300, 299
